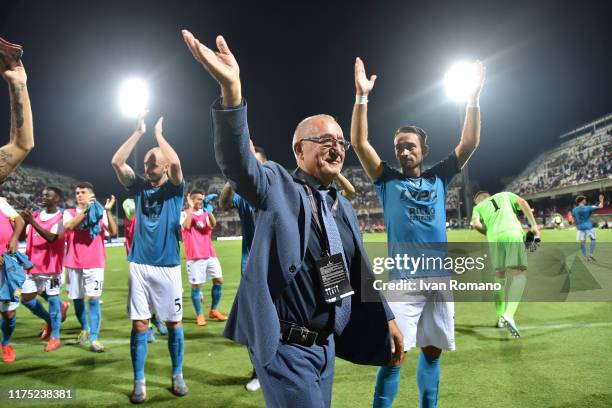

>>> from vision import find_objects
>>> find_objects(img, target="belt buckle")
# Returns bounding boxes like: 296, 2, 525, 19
288, 325, 316, 346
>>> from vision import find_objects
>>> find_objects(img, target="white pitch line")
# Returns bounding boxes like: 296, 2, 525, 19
463, 320, 612, 333
10, 322, 612, 347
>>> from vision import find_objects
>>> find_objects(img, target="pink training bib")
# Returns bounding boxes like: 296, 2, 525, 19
64, 208, 106, 269
182, 211, 216, 260
26, 211, 66, 275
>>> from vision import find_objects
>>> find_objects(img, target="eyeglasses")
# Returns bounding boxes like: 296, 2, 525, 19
300, 136, 351, 151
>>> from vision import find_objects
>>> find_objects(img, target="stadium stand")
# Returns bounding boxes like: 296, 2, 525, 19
0, 165, 78, 209
503, 113, 612, 227
505, 114, 612, 198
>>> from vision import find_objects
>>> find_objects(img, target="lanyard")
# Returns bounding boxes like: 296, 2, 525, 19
293, 169, 340, 257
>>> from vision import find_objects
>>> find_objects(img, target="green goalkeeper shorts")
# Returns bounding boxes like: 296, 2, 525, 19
488, 239, 528, 271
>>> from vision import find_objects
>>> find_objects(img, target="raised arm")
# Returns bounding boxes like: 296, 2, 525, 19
182, 195, 194, 229
0, 61, 34, 183
182, 30, 270, 208
454, 61, 486, 168
111, 113, 145, 187
207, 212, 217, 229
596, 194, 605, 209
153, 117, 183, 186
336, 173, 356, 199
105, 195, 118, 237
351, 57, 384, 181
219, 182, 235, 210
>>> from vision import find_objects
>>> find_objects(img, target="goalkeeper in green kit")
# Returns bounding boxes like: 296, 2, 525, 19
471, 191, 540, 338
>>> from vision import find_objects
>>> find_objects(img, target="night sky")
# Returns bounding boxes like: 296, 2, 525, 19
0, 0, 610, 201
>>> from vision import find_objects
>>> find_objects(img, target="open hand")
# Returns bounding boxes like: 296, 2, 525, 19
135, 110, 148, 135
467, 60, 486, 101
182, 30, 240, 89
105, 195, 116, 211
355, 57, 377, 96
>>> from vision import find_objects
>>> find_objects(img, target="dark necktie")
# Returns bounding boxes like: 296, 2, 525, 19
319, 189, 351, 335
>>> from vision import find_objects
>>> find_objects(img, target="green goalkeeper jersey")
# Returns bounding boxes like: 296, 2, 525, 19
472, 192, 524, 242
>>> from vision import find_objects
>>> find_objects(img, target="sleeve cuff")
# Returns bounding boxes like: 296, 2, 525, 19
211, 98, 246, 112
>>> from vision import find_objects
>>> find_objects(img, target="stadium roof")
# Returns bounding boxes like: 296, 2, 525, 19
560, 112, 612, 140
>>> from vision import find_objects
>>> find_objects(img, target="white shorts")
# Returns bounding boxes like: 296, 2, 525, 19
0, 301, 19, 312
187, 258, 222, 284
388, 278, 455, 352
128, 263, 183, 322
22, 273, 62, 296
66, 267, 105, 299
577, 229, 596, 241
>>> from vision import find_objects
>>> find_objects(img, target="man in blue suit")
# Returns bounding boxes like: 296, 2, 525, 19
182, 30, 404, 407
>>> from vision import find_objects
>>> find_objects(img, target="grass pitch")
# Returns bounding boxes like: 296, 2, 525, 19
1, 229, 611, 407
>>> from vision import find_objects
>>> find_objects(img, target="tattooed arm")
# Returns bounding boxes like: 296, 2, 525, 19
0, 61, 34, 183
111, 112, 146, 187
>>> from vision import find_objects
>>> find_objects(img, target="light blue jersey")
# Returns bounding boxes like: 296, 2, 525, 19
374, 152, 459, 278
233, 193, 255, 274
572, 205, 598, 231
128, 176, 185, 266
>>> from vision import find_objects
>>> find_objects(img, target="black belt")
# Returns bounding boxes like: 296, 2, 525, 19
279, 320, 330, 347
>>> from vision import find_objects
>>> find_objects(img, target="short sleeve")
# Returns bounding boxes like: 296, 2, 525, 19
127, 175, 146, 194
172, 180, 185, 198
373, 162, 401, 186
373, 162, 402, 207
425, 151, 460, 188
506, 192, 521, 212
180, 211, 186, 226
63, 210, 74, 225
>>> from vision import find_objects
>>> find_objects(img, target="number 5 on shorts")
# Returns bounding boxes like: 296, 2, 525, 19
174, 297, 182, 313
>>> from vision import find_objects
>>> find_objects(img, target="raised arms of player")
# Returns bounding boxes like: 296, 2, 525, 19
596, 194, 605, 209
218, 182, 235, 211
182, 30, 270, 208
0, 61, 34, 184
111, 113, 145, 187
153, 117, 183, 186
182, 195, 195, 229
351, 57, 384, 181
516, 195, 539, 235
104, 195, 118, 237
336, 173, 356, 199
207, 212, 217, 229
454, 61, 486, 168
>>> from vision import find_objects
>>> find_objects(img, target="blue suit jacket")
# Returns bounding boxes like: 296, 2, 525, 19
212, 100, 394, 367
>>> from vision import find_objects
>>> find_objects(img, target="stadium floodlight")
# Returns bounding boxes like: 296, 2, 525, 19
118, 78, 149, 118
444, 61, 479, 102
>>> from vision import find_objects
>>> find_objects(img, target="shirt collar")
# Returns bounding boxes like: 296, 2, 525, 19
292, 168, 337, 196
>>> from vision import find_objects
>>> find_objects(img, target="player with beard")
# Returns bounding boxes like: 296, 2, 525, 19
112, 114, 187, 403
350, 57, 485, 408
